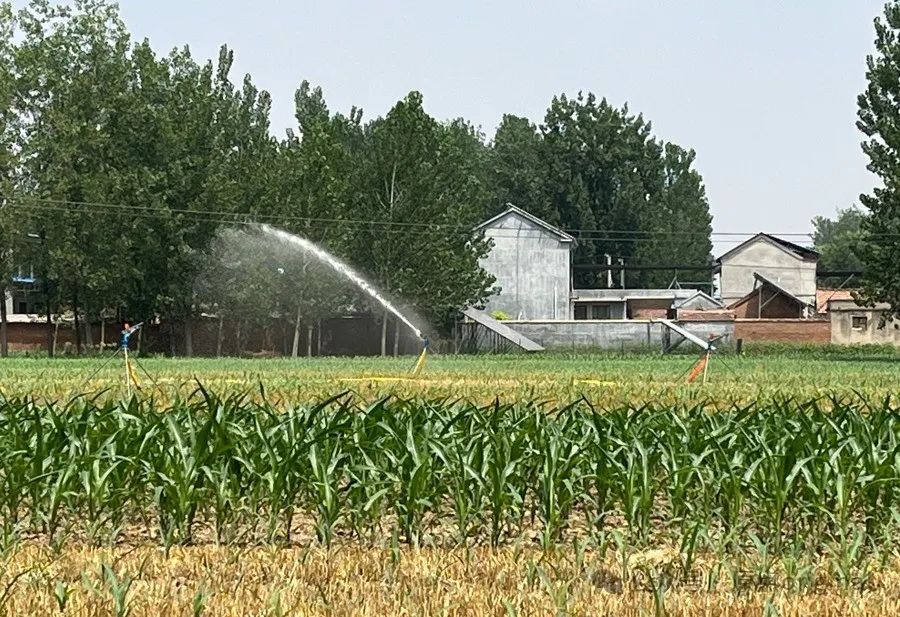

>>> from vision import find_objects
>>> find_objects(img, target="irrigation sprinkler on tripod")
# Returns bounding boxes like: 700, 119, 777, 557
411, 336, 429, 377
120, 322, 142, 396
653, 318, 732, 384
79, 321, 158, 396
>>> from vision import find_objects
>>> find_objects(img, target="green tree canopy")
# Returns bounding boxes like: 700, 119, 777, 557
0, 0, 717, 356
857, 1, 900, 317
0, 2, 20, 356
488, 93, 713, 288
811, 207, 865, 277
350, 92, 495, 346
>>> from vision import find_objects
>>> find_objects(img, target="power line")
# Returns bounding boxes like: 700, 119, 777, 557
0, 193, 830, 237
7, 194, 898, 243
5, 201, 798, 245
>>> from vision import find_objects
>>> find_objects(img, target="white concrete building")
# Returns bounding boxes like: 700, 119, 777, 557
476, 205, 725, 321
476, 205, 575, 320
829, 299, 900, 346
717, 233, 818, 307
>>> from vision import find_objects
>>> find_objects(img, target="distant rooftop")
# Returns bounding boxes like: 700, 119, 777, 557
572, 288, 699, 301
475, 203, 576, 244
816, 289, 855, 314
764, 234, 819, 260
717, 232, 819, 263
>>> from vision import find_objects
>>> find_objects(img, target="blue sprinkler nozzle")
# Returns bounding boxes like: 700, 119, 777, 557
120, 322, 143, 350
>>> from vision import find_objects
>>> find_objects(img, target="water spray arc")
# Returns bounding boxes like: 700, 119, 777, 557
258, 225, 430, 375
259, 225, 423, 340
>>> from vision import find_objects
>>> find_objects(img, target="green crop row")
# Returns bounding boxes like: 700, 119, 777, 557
1, 392, 899, 559
1, 353, 899, 408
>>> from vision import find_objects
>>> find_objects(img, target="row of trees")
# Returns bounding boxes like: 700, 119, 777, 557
491, 99, 713, 287
0, 0, 717, 356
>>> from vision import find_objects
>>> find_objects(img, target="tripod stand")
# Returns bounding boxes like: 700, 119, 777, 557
410, 337, 429, 377
79, 322, 158, 396
676, 333, 738, 384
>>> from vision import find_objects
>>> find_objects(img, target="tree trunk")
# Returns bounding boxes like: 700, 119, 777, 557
53, 320, 59, 356
44, 274, 53, 357
184, 319, 193, 357
100, 317, 106, 349
393, 321, 400, 357
264, 325, 273, 353
291, 307, 301, 358
235, 321, 243, 356
72, 290, 81, 356
0, 286, 8, 358
46, 303, 53, 358
216, 316, 224, 357
317, 319, 323, 356
84, 313, 93, 349
169, 322, 177, 357
136, 326, 142, 354
380, 310, 388, 357
307, 324, 313, 357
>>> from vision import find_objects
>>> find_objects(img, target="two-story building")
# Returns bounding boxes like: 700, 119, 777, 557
476, 204, 725, 321
717, 233, 818, 309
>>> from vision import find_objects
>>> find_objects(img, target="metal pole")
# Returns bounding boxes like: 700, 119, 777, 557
124, 346, 131, 397
44, 274, 52, 357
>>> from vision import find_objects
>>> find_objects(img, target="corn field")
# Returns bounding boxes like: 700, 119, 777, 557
2, 393, 898, 553
1, 351, 899, 615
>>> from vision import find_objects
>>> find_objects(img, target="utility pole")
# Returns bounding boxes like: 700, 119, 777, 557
618, 258, 625, 289
27, 230, 52, 357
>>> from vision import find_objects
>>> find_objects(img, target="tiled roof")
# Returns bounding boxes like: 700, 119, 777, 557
816, 289, 855, 314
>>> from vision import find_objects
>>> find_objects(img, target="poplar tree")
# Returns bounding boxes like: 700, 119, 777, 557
0, 2, 18, 356
352, 92, 494, 352
857, 1, 900, 317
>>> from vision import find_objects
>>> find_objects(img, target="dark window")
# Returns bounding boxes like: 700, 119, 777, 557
16, 300, 28, 314
574, 304, 587, 320
591, 304, 611, 320
852, 315, 867, 330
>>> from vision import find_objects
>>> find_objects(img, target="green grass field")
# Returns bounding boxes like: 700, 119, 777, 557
1, 346, 897, 406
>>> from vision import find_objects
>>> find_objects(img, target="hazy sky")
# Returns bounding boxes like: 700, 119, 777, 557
111, 2, 883, 250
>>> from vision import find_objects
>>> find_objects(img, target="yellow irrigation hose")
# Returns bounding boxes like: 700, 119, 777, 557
411, 346, 428, 377
126, 356, 141, 390
340, 377, 421, 383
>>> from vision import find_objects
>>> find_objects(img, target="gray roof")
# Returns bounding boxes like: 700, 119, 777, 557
672, 290, 725, 309
727, 272, 815, 309
475, 204, 576, 244
573, 288, 700, 301
716, 233, 819, 264
460, 307, 545, 351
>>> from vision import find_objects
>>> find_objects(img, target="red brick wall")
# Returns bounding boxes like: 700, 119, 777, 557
2, 316, 422, 356
734, 319, 830, 343
628, 299, 671, 320
4, 322, 119, 352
